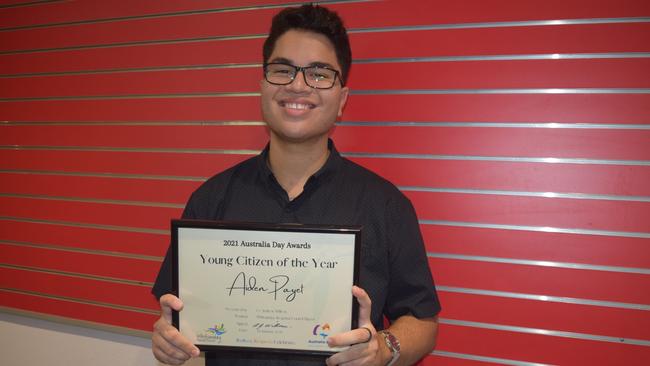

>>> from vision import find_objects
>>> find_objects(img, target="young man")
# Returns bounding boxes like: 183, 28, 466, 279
152, 5, 441, 365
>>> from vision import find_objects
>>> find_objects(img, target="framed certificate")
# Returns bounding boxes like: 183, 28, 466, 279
171, 219, 361, 356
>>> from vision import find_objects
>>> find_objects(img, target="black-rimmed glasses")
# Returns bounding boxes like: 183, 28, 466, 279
263, 62, 343, 89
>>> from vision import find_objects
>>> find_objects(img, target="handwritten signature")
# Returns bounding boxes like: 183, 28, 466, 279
226, 272, 304, 302
253, 322, 288, 330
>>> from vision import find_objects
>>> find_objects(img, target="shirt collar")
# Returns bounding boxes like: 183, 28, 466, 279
257, 138, 342, 184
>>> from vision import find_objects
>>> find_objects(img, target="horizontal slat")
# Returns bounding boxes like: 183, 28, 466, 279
340, 0, 650, 29
1, 94, 649, 124
0, 39, 264, 75
352, 23, 650, 60
0, 149, 253, 177
0, 1, 38, 6
0, 0, 304, 29
420, 354, 504, 366
430, 257, 650, 304
0, 172, 200, 204
0, 67, 262, 97
3, 124, 649, 160
2, 0, 649, 52
0, 97, 262, 121
0, 196, 180, 230
0, 242, 161, 283
0, 289, 157, 332
3, 150, 650, 197
439, 290, 650, 340
436, 323, 650, 365
337, 126, 650, 160
407, 191, 650, 233
0, 124, 269, 151
352, 157, 650, 197
0, 267, 158, 310
0, 1, 38, 7
2, 23, 649, 76
4, 58, 650, 98
349, 58, 650, 90
0, 38, 263, 75
0, 219, 168, 257
421, 224, 650, 269
344, 94, 650, 124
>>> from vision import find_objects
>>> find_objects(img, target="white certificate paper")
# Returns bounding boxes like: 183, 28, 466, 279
171, 220, 360, 356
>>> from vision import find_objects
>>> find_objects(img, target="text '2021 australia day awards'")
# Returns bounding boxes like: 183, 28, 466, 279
171, 219, 361, 356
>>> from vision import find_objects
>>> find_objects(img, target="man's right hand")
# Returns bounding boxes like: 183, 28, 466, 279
152, 294, 200, 365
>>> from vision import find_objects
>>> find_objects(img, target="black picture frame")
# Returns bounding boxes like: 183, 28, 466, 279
171, 219, 361, 356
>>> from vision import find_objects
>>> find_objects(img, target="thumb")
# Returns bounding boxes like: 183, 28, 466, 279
352, 286, 372, 327
160, 294, 183, 323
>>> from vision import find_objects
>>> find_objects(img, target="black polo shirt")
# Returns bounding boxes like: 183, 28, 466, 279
153, 140, 440, 365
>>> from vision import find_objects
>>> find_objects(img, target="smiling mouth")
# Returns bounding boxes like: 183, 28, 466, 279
280, 101, 316, 110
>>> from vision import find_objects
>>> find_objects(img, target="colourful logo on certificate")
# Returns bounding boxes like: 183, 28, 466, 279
207, 323, 226, 336
196, 323, 226, 343
312, 323, 331, 339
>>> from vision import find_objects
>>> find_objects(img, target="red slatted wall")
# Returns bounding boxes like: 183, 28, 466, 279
1, 0, 649, 364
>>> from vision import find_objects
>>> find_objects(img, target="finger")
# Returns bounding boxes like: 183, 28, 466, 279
352, 286, 372, 326
326, 342, 375, 366
328, 327, 375, 348
153, 316, 200, 358
152, 350, 186, 366
152, 326, 193, 364
152, 334, 191, 365
161, 325, 199, 357
359, 326, 373, 343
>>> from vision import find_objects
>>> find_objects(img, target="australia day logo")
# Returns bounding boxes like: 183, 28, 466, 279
310, 323, 330, 344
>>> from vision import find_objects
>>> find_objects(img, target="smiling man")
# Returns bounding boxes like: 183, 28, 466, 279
151, 4, 440, 366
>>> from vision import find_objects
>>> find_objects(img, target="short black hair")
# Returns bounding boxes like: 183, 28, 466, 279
263, 4, 352, 86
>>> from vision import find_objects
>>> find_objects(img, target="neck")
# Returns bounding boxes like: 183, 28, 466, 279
267, 136, 330, 200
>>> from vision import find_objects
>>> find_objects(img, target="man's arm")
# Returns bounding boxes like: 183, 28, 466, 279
326, 286, 438, 366
379, 314, 438, 366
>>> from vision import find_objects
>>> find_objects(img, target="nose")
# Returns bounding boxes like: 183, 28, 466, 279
286, 70, 310, 92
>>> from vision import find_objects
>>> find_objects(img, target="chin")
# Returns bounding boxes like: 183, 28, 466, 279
271, 130, 330, 145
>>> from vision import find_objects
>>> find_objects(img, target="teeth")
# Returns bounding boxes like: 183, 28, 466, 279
283, 102, 312, 110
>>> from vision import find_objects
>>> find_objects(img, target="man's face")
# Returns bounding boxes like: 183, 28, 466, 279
260, 29, 349, 144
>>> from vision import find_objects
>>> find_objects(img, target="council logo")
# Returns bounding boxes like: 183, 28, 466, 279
207, 323, 226, 336
196, 323, 226, 344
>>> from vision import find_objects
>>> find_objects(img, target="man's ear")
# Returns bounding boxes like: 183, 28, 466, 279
337, 86, 350, 117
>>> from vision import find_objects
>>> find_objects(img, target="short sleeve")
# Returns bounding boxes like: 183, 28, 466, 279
383, 194, 441, 321
151, 195, 199, 299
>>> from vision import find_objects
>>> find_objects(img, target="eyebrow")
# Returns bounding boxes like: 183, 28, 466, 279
268, 57, 337, 70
